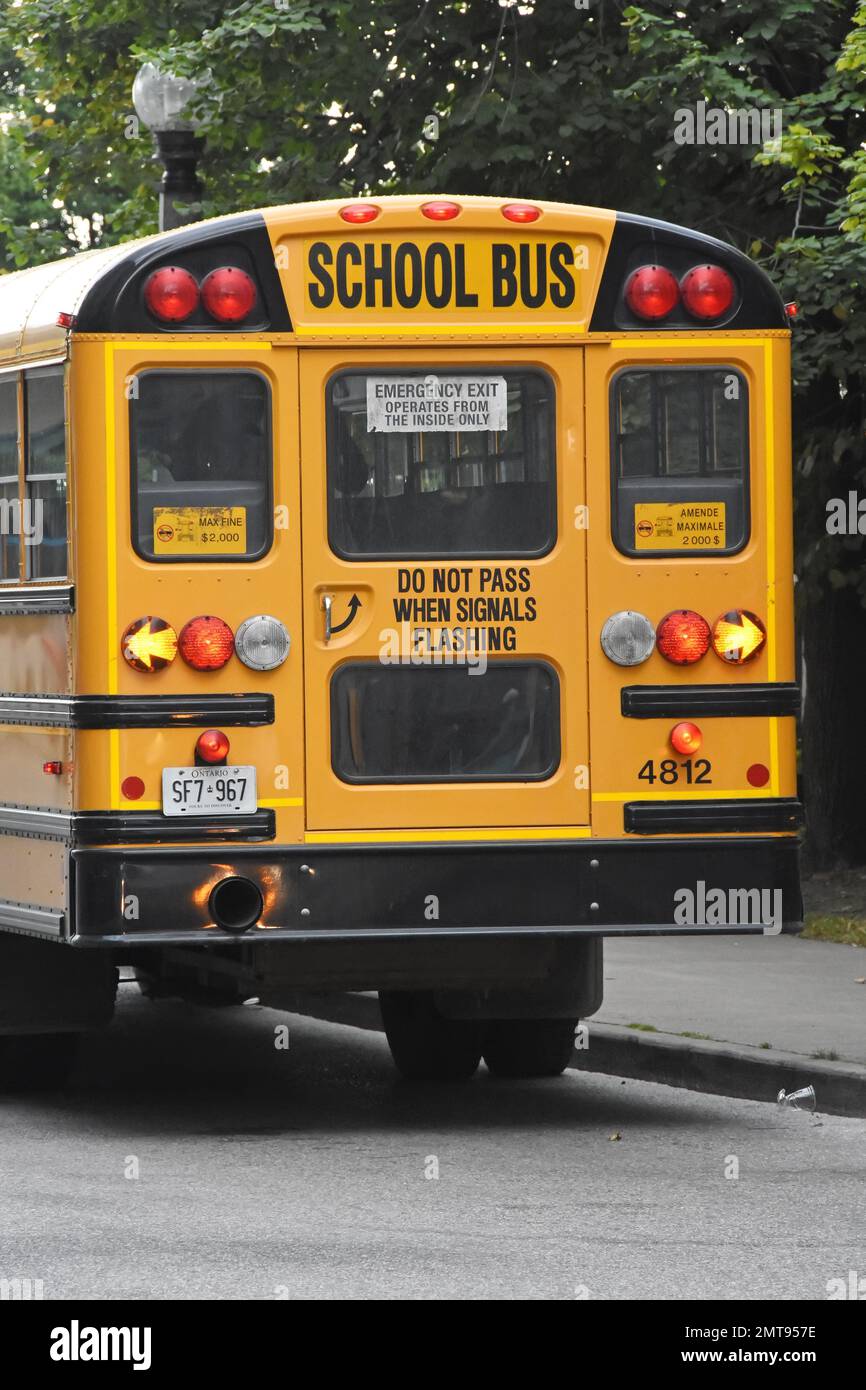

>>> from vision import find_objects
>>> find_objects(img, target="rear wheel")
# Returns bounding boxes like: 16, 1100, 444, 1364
379, 991, 483, 1081
483, 1017, 577, 1079
0, 1033, 80, 1093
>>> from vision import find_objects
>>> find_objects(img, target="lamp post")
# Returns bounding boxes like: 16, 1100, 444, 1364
132, 62, 205, 232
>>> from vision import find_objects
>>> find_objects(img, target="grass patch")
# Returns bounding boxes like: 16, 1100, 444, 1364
758, 1041, 772, 1049
626, 1022, 658, 1033
679, 1030, 712, 1040
811, 1048, 840, 1061
803, 914, 866, 947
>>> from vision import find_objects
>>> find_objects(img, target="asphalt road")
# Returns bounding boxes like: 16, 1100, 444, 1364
1, 987, 863, 1301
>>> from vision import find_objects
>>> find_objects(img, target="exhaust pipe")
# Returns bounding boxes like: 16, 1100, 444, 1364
208, 876, 263, 934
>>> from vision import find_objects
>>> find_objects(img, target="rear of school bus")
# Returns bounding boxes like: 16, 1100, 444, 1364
0, 196, 801, 1086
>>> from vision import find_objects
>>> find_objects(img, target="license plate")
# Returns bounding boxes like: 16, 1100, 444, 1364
161, 765, 257, 817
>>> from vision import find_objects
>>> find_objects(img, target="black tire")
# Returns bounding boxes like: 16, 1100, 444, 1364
0, 1033, 80, 1093
379, 991, 483, 1081
483, 1017, 577, 1079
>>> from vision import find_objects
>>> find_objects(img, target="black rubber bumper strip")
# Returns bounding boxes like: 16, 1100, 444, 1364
0, 693, 274, 728
0, 805, 275, 844
621, 683, 801, 719
624, 797, 803, 835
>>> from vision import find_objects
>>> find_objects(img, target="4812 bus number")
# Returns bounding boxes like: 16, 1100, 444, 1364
637, 758, 712, 785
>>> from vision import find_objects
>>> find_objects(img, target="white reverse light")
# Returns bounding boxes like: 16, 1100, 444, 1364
234, 615, 291, 671
600, 610, 656, 667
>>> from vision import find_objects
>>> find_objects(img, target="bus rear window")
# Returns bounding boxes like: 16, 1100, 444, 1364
327, 369, 555, 559
331, 662, 560, 783
611, 367, 749, 556
130, 370, 272, 562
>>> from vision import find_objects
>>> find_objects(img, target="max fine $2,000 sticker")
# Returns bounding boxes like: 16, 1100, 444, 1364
153, 506, 247, 555
634, 501, 726, 550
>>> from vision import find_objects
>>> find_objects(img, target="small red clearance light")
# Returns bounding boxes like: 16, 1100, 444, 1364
56, 312, 76, 329
420, 200, 461, 221
501, 202, 541, 223
43, 760, 62, 775
712, 610, 766, 664
656, 610, 711, 665
625, 265, 679, 321
179, 615, 235, 671
121, 616, 178, 672
196, 729, 230, 765
121, 776, 145, 801
784, 301, 798, 319
201, 267, 257, 323
339, 203, 380, 224
143, 266, 200, 323
747, 763, 770, 788
680, 263, 735, 320
670, 722, 703, 756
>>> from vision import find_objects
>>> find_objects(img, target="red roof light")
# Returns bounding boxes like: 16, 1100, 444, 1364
144, 266, 200, 323
201, 267, 257, 323
680, 264, 735, 321
625, 265, 679, 321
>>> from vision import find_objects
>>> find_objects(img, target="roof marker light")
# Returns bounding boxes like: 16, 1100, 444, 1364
339, 203, 380, 224
420, 200, 461, 221
501, 202, 541, 223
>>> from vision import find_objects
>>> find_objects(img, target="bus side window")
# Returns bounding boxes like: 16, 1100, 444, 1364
25, 367, 68, 581
0, 376, 20, 582
610, 367, 749, 556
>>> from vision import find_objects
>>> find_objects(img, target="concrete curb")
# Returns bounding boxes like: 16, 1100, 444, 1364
280, 991, 866, 1118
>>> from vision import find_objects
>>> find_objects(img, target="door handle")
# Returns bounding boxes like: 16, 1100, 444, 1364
321, 593, 333, 643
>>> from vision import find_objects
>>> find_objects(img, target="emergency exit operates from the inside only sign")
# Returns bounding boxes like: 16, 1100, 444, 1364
366, 376, 508, 433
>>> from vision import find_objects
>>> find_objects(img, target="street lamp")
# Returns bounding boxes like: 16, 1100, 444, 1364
132, 62, 206, 232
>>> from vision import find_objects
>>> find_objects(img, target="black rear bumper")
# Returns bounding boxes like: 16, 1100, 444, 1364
69, 836, 802, 947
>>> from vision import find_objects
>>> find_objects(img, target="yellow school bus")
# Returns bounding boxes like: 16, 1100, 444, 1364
0, 195, 801, 1086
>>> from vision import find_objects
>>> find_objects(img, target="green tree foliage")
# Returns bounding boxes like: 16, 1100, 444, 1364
1, 0, 865, 863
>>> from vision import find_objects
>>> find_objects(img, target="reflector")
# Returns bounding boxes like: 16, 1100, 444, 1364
420, 200, 461, 220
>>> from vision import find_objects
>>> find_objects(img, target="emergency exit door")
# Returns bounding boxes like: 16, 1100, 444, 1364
299, 346, 590, 832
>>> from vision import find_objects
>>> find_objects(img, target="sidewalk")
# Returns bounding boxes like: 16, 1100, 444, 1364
598, 934, 866, 1067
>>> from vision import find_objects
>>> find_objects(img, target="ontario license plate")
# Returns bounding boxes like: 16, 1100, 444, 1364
161, 765, 257, 817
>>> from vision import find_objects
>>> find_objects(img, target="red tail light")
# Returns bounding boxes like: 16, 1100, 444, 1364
625, 265, 679, 321
339, 203, 380, 223
712, 610, 766, 664
656, 610, 711, 665
201, 267, 257, 323
670, 722, 703, 756
680, 264, 735, 320
501, 202, 541, 223
144, 267, 200, 323
196, 729, 230, 765
179, 616, 235, 671
421, 200, 461, 220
